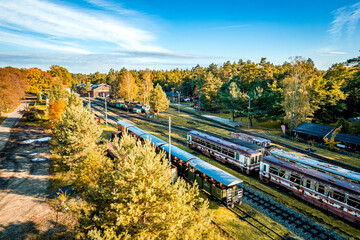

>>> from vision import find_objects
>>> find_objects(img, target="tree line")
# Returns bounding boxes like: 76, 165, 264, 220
71, 56, 360, 135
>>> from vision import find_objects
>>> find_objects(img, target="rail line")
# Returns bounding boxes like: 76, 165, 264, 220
170, 106, 360, 173
91, 101, 348, 239
241, 185, 345, 240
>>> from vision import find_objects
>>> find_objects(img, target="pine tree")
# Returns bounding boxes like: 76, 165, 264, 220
149, 84, 170, 119
200, 72, 223, 111
79, 132, 222, 240
51, 101, 102, 170
49, 79, 69, 101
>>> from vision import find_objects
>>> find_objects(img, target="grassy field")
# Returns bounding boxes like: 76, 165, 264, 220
101, 104, 360, 239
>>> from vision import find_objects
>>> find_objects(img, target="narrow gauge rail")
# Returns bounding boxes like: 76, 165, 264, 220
169, 106, 360, 173
241, 184, 346, 240
91, 101, 347, 236
227, 206, 284, 240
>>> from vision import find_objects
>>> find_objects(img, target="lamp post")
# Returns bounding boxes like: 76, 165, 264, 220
105, 96, 107, 127
247, 95, 251, 129
176, 91, 180, 119
169, 117, 171, 162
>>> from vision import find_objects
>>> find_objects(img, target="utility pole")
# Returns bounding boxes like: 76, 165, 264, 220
105, 96, 108, 127
290, 70, 299, 136
177, 91, 180, 119
171, 88, 175, 103
88, 92, 91, 114
169, 117, 171, 162
247, 95, 251, 129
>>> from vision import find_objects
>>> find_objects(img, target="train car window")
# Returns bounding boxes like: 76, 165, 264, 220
250, 157, 254, 164
317, 184, 326, 195
211, 144, 215, 150
222, 148, 228, 155
303, 179, 311, 189
235, 152, 239, 160
228, 151, 235, 158
290, 174, 300, 184
200, 140, 205, 145
332, 190, 346, 202
279, 170, 286, 178
216, 146, 221, 152
347, 196, 360, 210
269, 166, 278, 175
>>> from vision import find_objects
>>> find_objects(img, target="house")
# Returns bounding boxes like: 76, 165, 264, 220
165, 92, 184, 103
293, 122, 360, 152
77, 83, 111, 98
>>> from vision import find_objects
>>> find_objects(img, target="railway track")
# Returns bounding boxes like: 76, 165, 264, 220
240, 185, 345, 240
170, 106, 360, 173
91, 101, 348, 239
92, 100, 360, 173
227, 206, 284, 240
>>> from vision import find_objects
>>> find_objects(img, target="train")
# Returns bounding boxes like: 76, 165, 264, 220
231, 132, 271, 148
260, 156, 360, 223
187, 130, 263, 174
270, 148, 360, 184
188, 131, 360, 223
114, 120, 244, 207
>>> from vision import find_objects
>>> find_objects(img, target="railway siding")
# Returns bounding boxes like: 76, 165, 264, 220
241, 184, 345, 240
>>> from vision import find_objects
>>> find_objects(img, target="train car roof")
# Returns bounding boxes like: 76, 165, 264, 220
117, 120, 134, 128
143, 134, 167, 147
270, 148, 360, 183
160, 144, 197, 162
228, 138, 264, 151
263, 156, 360, 195
188, 158, 243, 187
232, 132, 271, 143
189, 131, 259, 155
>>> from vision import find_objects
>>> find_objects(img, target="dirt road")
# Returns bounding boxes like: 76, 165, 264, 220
0, 121, 53, 239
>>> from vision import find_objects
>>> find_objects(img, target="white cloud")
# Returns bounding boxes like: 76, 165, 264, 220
329, 2, 360, 41
0, 0, 167, 53
321, 51, 347, 56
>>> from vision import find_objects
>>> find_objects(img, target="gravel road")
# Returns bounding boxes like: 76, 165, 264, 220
0, 119, 53, 239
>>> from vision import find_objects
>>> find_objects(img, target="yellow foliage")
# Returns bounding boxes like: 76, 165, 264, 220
49, 99, 66, 128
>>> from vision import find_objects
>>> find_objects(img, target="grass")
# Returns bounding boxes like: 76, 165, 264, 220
103, 106, 360, 239
100, 123, 117, 139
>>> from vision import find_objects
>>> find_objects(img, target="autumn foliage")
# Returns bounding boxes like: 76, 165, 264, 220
49, 99, 66, 127
26, 67, 54, 95
0, 67, 28, 114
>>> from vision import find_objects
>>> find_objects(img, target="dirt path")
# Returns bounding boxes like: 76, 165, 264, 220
0, 120, 53, 239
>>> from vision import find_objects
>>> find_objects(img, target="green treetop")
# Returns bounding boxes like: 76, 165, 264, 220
79, 132, 222, 240
150, 84, 170, 118
51, 99, 103, 170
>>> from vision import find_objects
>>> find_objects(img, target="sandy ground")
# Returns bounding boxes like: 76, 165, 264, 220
0, 121, 54, 240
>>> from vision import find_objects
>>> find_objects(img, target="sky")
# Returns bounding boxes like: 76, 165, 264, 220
0, 0, 359, 73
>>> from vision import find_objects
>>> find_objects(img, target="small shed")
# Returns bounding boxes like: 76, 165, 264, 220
293, 122, 360, 152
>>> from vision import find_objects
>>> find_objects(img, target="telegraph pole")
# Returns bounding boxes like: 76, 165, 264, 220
105, 96, 108, 127
177, 91, 180, 119
169, 117, 171, 162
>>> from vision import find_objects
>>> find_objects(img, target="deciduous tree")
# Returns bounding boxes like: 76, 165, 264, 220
119, 70, 138, 102
26, 68, 54, 97
150, 84, 169, 118
49, 65, 74, 87
139, 69, 154, 104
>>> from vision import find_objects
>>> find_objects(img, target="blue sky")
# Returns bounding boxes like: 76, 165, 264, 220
0, 0, 359, 73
